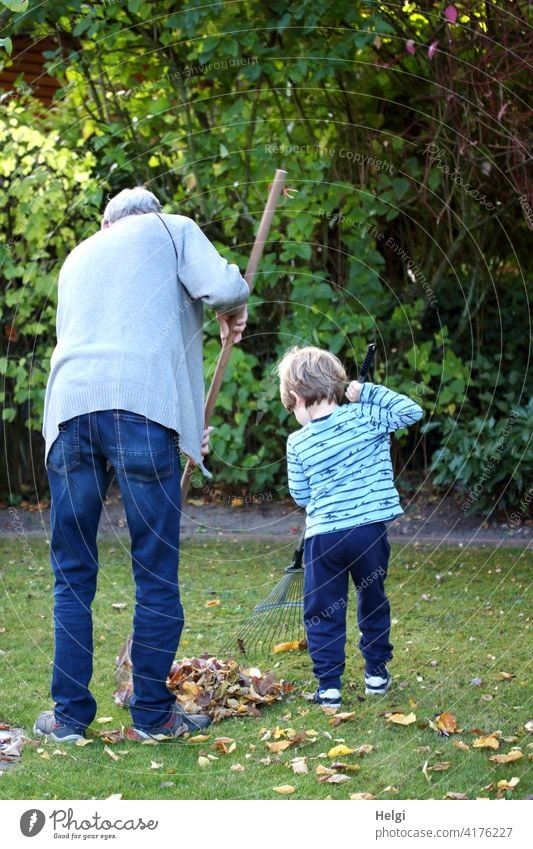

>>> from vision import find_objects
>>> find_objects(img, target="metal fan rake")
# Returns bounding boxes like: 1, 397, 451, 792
232, 535, 306, 655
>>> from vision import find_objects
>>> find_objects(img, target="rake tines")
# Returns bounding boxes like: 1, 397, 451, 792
230, 536, 306, 655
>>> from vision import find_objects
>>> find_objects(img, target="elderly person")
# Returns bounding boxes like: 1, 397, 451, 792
34, 187, 249, 742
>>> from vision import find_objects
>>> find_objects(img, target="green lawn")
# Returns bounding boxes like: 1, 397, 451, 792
0, 537, 531, 800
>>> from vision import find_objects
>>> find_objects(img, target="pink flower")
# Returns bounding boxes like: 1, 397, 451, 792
444, 5, 458, 24
406, 39, 416, 55
428, 40, 439, 60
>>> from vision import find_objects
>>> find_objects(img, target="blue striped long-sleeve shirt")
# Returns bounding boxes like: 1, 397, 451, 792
286, 382, 423, 538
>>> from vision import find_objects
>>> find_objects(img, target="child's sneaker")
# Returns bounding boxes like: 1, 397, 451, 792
364, 670, 392, 695
312, 688, 342, 709
33, 710, 85, 743
133, 703, 212, 740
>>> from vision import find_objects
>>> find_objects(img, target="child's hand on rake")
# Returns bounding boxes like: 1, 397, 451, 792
201, 426, 215, 457
346, 381, 364, 403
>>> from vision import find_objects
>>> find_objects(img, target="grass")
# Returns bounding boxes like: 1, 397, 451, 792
0, 536, 531, 800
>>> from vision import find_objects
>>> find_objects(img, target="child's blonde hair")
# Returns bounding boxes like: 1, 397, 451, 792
277, 346, 346, 412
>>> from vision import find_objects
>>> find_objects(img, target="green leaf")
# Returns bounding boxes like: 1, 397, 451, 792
0, 37, 13, 55
1, 0, 29, 12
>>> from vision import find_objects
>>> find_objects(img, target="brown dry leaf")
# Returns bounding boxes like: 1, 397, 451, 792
453, 741, 470, 751
273, 640, 301, 653
205, 600, 220, 608
430, 761, 452, 771
75, 738, 94, 747
328, 744, 355, 758
290, 757, 309, 775
350, 792, 376, 800
498, 671, 514, 680
214, 737, 236, 754
489, 750, 523, 764
445, 791, 469, 800
197, 756, 211, 768
472, 734, 500, 750
266, 740, 292, 753
329, 711, 356, 727
331, 762, 360, 773
481, 694, 493, 702
386, 712, 417, 726
435, 712, 459, 734
316, 765, 335, 777
272, 784, 296, 795
357, 744, 375, 756
320, 773, 351, 785
104, 745, 119, 762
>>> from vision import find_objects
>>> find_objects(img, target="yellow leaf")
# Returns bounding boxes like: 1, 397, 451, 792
328, 744, 355, 758
272, 784, 296, 795
273, 640, 301, 653
197, 756, 211, 768
266, 740, 291, 753
453, 741, 470, 751
104, 746, 119, 762
383, 785, 399, 793
472, 734, 500, 750
497, 777, 519, 790
331, 762, 360, 772
329, 711, 356, 727
189, 734, 210, 743
498, 671, 514, 680
436, 712, 459, 734
350, 792, 376, 800
490, 750, 523, 764
96, 717, 114, 724
75, 738, 94, 747
315, 765, 335, 777
205, 599, 220, 608
386, 712, 417, 725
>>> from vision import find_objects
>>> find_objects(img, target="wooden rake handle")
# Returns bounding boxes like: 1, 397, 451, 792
181, 168, 287, 501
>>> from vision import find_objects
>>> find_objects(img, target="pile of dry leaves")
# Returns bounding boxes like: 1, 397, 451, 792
114, 639, 292, 722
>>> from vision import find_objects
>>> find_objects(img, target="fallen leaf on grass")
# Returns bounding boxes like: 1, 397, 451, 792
445, 791, 469, 800
490, 750, 523, 764
159, 781, 174, 788
386, 712, 417, 726
525, 720, 533, 733
318, 773, 351, 785
430, 761, 452, 771
328, 744, 355, 758
272, 784, 296, 795
96, 717, 114, 724
435, 712, 460, 734
1, 738, 23, 758
75, 738, 94, 747
330, 762, 360, 773
106, 793, 123, 800
214, 737, 236, 754
453, 741, 470, 751
316, 765, 335, 777
104, 745, 119, 761
266, 740, 292, 753
150, 761, 163, 769
350, 792, 376, 800
197, 756, 211, 768
329, 711, 356, 727
111, 603, 127, 611
472, 734, 500, 750
357, 744, 375, 756
498, 671, 514, 680
231, 763, 245, 772
497, 777, 519, 791
290, 757, 308, 775
188, 735, 210, 743
383, 785, 399, 793
273, 641, 302, 653
205, 600, 220, 608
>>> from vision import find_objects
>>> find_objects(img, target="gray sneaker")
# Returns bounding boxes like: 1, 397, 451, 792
364, 670, 393, 695
133, 703, 212, 740
33, 711, 85, 743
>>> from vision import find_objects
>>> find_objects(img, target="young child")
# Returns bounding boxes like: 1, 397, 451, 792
278, 346, 423, 707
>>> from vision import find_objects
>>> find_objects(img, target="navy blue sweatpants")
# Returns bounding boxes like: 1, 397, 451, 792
303, 522, 393, 690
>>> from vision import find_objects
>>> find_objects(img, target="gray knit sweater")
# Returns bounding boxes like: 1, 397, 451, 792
43, 212, 249, 475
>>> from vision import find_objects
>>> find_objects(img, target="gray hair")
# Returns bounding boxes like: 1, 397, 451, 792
102, 186, 161, 226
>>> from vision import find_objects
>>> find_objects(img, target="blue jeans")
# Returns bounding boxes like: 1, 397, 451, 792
303, 522, 393, 690
46, 410, 183, 732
